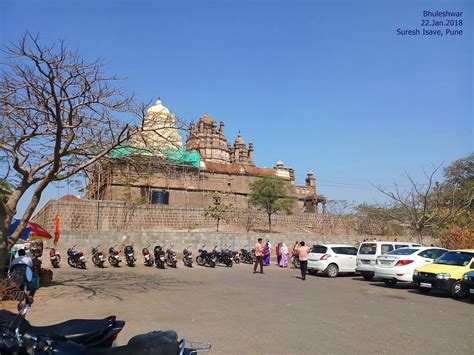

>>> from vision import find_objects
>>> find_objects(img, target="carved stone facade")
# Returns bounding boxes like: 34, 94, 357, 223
86, 99, 326, 212
186, 114, 254, 166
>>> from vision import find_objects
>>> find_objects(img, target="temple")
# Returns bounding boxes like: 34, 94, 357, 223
86, 99, 327, 212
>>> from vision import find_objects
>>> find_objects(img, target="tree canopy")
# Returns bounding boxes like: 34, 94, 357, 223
248, 176, 295, 233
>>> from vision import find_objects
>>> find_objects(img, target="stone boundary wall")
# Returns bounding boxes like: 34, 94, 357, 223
50, 231, 424, 257
33, 199, 386, 236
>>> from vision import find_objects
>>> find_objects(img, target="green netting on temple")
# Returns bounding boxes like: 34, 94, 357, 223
161, 148, 201, 169
110, 146, 201, 169
110, 145, 153, 158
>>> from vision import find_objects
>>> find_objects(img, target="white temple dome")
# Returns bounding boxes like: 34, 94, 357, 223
147, 99, 170, 115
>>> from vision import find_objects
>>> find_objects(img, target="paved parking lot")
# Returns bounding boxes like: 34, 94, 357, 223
27, 262, 473, 354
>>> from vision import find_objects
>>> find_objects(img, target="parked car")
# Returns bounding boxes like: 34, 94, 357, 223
356, 241, 421, 281
307, 244, 358, 277
413, 249, 474, 299
461, 270, 474, 301
374, 247, 447, 286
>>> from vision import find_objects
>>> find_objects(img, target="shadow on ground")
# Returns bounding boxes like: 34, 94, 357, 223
42, 270, 203, 301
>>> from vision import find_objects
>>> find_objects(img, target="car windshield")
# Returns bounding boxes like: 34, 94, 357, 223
358, 243, 376, 255
387, 248, 418, 255
434, 252, 474, 266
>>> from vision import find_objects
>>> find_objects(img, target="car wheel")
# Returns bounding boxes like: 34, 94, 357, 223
417, 286, 431, 294
325, 264, 339, 278
450, 280, 466, 299
362, 273, 374, 281
383, 279, 397, 287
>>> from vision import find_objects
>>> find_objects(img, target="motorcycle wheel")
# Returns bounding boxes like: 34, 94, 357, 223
196, 256, 205, 266
172, 261, 177, 268
67, 257, 74, 268
234, 258, 240, 264
80, 262, 86, 270
209, 260, 216, 268
227, 260, 233, 267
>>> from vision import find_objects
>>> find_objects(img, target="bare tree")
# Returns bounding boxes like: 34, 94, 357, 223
323, 200, 354, 233
376, 165, 472, 244
0, 33, 146, 272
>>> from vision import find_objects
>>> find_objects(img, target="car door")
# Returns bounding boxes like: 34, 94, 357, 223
345, 247, 358, 271
329, 247, 347, 271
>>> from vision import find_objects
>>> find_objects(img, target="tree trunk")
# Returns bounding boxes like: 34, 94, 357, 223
268, 213, 272, 233
417, 229, 424, 245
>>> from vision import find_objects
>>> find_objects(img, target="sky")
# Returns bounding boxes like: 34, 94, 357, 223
0, 0, 472, 217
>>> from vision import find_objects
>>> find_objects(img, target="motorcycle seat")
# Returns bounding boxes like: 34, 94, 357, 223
23, 316, 117, 344
86, 331, 180, 355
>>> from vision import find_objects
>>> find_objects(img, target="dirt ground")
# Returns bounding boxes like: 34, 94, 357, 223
5, 261, 473, 354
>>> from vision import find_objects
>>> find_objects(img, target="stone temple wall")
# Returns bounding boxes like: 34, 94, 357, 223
33, 199, 371, 235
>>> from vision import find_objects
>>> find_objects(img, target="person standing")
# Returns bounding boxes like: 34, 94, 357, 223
296, 241, 310, 280
253, 238, 264, 274
279, 243, 289, 267
276, 243, 281, 265
263, 242, 271, 266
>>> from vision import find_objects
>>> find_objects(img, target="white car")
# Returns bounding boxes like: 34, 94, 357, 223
307, 244, 358, 277
374, 247, 447, 286
356, 241, 422, 281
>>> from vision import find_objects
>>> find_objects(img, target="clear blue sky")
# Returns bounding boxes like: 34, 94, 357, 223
1, 0, 472, 216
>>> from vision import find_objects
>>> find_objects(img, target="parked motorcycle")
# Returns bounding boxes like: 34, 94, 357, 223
214, 246, 233, 267
196, 245, 216, 268
291, 252, 300, 268
92, 244, 106, 268
142, 245, 154, 267
165, 245, 178, 268
124, 244, 136, 267
154, 245, 166, 269
108, 246, 121, 267
223, 245, 240, 264
67, 245, 86, 269
2, 262, 211, 355
183, 245, 193, 268
49, 248, 61, 268
240, 248, 254, 264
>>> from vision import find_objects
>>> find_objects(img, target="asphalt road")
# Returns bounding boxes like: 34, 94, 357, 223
26, 261, 473, 354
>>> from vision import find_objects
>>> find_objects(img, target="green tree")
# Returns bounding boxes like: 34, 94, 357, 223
248, 176, 295, 233
431, 153, 473, 246
203, 192, 233, 232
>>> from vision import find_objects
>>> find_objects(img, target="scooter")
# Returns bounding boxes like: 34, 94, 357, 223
67, 245, 87, 269
49, 248, 61, 268
154, 245, 166, 269
2, 261, 212, 354
183, 245, 193, 268
142, 245, 154, 267
108, 246, 121, 267
165, 245, 177, 268
124, 244, 136, 267
92, 244, 106, 268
